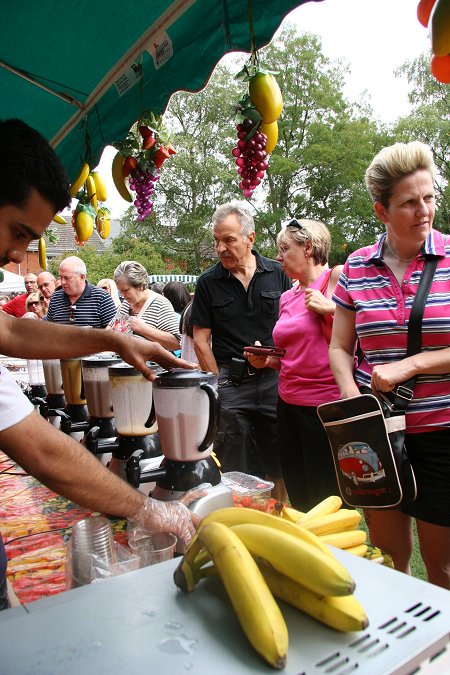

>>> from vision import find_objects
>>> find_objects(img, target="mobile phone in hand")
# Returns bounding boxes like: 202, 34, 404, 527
244, 345, 286, 358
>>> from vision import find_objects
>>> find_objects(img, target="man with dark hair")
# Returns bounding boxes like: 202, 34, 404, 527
0, 119, 198, 610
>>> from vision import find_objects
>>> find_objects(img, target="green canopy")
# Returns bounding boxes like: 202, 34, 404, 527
0, 0, 316, 181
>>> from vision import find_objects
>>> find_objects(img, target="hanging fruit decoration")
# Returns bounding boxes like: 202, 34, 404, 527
232, 61, 283, 199
111, 113, 176, 221
69, 162, 109, 244
416, 0, 450, 84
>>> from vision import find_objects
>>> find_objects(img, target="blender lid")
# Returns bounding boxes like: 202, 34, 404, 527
108, 361, 163, 377
154, 368, 217, 388
81, 353, 122, 368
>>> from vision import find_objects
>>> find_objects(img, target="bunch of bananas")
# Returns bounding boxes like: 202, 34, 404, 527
68, 163, 110, 243
174, 496, 368, 670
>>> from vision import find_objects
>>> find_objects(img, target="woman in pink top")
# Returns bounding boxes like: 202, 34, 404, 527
246, 219, 342, 509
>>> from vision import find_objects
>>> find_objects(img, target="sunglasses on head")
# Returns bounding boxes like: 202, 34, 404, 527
285, 218, 306, 232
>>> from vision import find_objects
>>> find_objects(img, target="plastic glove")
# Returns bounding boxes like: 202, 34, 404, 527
129, 496, 202, 546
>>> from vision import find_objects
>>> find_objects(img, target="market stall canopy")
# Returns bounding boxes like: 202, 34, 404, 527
0, 270, 26, 295
0, 0, 319, 182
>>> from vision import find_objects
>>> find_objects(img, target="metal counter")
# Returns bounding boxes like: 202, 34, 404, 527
1, 549, 450, 674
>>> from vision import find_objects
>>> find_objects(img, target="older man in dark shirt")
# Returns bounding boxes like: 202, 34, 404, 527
191, 201, 290, 500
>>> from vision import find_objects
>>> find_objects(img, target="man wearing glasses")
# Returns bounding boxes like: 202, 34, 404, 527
191, 200, 291, 501
46, 256, 116, 328
1, 272, 38, 318
37, 271, 57, 309
0, 119, 199, 610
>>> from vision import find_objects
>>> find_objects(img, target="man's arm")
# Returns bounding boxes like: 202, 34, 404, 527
1, 411, 198, 542
0, 312, 195, 379
193, 325, 218, 373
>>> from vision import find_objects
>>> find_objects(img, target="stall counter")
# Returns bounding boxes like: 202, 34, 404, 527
0, 549, 450, 674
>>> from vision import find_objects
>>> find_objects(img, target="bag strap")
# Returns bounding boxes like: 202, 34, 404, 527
319, 266, 335, 296
392, 256, 439, 411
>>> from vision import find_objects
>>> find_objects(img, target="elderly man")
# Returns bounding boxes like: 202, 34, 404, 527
0, 118, 198, 611
1, 272, 38, 317
37, 271, 57, 308
46, 256, 116, 327
191, 200, 291, 500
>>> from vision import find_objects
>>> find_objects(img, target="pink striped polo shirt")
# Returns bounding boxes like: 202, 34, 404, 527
333, 229, 450, 433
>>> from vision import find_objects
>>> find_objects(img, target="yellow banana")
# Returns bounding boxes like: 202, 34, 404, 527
301, 509, 362, 536
319, 529, 367, 549
38, 237, 46, 270
173, 532, 205, 593
249, 73, 283, 124
430, 0, 450, 56
91, 171, 107, 202
280, 505, 304, 523
259, 121, 278, 155
197, 506, 333, 558
258, 559, 369, 633
345, 544, 368, 558
196, 522, 288, 669
70, 162, 90, 197
96, 207, 110, 239
299, 496, 343, 524
231, 523, 355, 597
86, 174, 98, 212
52, 214, 67, 224
111, 152, 132, 203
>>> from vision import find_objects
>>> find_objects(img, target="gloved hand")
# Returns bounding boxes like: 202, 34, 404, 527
129, 490, 206, 546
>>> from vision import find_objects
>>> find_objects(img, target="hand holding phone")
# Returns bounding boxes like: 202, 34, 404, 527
243, 345, 286, 358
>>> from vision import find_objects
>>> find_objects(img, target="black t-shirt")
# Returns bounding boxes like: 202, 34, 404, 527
191, 250, 291, 365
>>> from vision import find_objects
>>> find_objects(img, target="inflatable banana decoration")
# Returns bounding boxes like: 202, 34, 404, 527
111, 152, 132, 203
74, 208, 94, 243
249, 73, 283, 124
86, 174, 98, 212
38, 237, 47, 270
91, 172, 107, 202
52, 214, 67, 225
259, 121, 278, 155
69, 162, 90, 198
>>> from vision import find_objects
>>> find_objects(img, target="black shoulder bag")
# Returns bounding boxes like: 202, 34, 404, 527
317, 256, 439, 509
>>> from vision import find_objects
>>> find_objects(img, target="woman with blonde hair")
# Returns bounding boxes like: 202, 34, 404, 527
23, 292, 46, 319
97, 278, 121, 307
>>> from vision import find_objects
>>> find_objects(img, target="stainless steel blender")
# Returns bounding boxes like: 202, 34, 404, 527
40, 359, 67, 429
59, 357, 90, 441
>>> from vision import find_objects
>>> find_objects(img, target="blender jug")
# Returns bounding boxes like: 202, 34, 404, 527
108, 362, 161, 436
152, 369, 220, 461
81, 353, 121, 419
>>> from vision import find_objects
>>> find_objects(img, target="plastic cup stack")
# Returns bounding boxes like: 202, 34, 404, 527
128, 532, 177, 567
69, 516, 117, 586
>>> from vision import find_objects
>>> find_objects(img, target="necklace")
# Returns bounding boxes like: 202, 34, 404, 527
384, 238, 417, 263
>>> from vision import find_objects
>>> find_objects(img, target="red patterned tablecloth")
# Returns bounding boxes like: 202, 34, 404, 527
0, 451, 126, 605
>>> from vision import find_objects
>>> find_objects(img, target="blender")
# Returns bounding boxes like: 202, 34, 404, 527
81, 353, 122, 465
59, 357, 90, 441
104, 361, 164, 489
40, 359, 67, 429
135, 369, 233, 517
25, 358, 47, 411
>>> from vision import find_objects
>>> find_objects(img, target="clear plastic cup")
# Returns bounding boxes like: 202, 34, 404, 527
128, 532, 177, 567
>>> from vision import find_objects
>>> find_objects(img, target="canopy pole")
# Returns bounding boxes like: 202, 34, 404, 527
0, 59, 84, 109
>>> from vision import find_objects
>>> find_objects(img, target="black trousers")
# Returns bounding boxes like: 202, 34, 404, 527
277, 397, 340, 510
213, 367, 282, 478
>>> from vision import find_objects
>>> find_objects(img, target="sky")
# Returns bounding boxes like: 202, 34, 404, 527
78, 0, 433, 219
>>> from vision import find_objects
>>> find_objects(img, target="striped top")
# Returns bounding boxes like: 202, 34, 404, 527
333, 229, 450, 432
111, 291, 181, 342
45, 283, 116, 328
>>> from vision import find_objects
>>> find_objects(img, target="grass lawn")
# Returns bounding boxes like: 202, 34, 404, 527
358, 511, 427, 581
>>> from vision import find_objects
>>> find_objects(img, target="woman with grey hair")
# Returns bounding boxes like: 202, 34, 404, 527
245, 218, 343, 510
111, 261, 181, 351
330, 141, 450, 588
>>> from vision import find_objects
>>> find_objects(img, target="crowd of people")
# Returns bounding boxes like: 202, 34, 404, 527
0, 116, 448, 612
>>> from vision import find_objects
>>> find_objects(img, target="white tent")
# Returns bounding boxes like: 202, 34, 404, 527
0, 270, 26, 295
